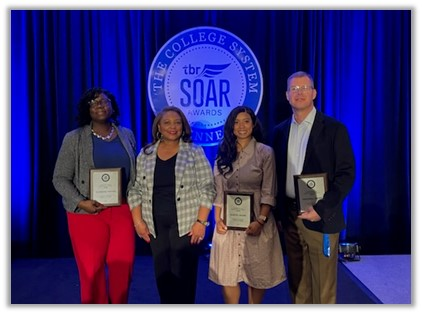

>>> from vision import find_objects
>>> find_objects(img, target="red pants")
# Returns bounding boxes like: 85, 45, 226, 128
67, 203, 135, 304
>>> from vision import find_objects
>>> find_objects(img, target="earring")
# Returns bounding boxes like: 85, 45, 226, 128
156, 131, 162, 140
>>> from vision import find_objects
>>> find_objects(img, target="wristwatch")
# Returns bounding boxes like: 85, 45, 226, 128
258, 215, 268, 224
196, 219, 210, 227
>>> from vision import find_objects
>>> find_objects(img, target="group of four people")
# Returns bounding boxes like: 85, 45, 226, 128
52, 71, 355, 304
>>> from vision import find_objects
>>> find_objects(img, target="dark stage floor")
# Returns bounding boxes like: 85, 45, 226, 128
10, 254, 408, 304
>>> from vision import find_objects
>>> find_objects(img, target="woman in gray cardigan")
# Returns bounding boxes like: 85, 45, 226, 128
52, 87, 137, 304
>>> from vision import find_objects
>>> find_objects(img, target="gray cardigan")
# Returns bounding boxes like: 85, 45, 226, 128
53, 124, 137, 213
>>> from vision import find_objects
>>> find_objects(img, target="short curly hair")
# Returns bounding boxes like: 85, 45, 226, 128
76, 87, 120, 126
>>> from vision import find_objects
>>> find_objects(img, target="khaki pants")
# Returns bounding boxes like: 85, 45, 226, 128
284, 218, 339, 304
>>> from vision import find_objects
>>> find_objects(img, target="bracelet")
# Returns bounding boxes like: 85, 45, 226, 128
196, 219, 210, 227
256, 219, 264, 226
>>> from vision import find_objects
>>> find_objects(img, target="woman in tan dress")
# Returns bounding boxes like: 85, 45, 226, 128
208, 106, 286, 304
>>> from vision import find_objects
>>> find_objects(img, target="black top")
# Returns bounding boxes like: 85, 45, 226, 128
153, 153, 177, 217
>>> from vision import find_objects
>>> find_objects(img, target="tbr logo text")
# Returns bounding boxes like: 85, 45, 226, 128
148, 26, 263, 146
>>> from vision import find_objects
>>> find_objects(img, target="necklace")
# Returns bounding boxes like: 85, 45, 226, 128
91, 126, 115, 141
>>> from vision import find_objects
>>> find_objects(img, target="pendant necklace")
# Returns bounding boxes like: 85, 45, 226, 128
91, 126, 115, 141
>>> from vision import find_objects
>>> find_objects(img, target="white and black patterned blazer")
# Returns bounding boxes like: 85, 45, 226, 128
128, 140, 215, 238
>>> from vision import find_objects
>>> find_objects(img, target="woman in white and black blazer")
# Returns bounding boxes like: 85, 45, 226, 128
128, 106, 215, 304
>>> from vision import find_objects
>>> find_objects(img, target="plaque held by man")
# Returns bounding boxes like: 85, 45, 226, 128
294, 173, 327, 214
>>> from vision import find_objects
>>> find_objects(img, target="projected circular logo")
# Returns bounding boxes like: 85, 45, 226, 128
148, 26, 263, 146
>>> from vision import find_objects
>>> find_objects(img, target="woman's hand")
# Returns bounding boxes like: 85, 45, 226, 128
189, 221, 206, 245
134, 220, 151, 243
77, 199, 106, 214
215, 219, 228, 235
245, 221, 263, 236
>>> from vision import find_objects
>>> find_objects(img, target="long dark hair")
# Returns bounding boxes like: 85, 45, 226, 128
216, 106, 263, 176
76, 87, 120, 126
143, 106, 192, 154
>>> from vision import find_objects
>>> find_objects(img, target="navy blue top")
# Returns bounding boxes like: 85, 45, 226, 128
92, 135, 131, 195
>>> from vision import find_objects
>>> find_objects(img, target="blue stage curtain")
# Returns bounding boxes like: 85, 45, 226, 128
11, 10, 410, 257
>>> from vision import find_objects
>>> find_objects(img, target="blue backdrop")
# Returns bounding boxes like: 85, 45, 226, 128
11, 10, 411, 257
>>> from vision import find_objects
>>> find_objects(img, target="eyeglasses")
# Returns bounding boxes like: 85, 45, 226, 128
288, 85, 314, 93
89, 98, 111, 108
